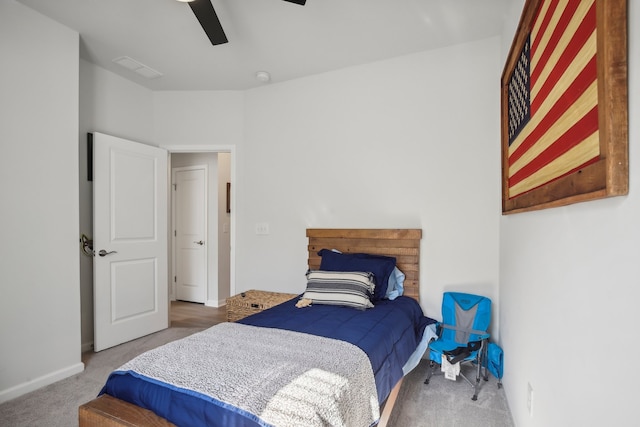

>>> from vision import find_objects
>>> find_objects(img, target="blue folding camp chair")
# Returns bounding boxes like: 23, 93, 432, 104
424, 292, 492, 400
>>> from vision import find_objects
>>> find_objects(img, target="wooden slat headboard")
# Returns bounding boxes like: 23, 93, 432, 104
306, 229, 422, 302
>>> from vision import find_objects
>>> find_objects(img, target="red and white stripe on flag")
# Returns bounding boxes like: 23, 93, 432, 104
508, 0, 600, 199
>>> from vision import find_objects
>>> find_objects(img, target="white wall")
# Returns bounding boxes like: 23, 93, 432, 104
151, 39, 502, 323
239, 38, 503, 322
153, 91, 244, 147
0, 0, 83, 402
78, 59, 155, 351
499, 1, 639, 425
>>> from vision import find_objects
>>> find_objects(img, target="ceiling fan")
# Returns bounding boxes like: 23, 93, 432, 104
178, 0, 307, 46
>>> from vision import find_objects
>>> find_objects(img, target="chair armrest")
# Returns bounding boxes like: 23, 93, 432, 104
440, 323, 489, 340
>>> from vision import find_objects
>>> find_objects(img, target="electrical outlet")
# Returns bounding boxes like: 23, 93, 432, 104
527, 382, 534, 417
255, 222, 269, 235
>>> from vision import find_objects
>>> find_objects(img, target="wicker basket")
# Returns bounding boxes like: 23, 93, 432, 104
226, 290, 297, 322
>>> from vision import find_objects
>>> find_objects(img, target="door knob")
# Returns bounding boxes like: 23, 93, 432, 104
98, 249, 117, 257
194, 240, 204, 245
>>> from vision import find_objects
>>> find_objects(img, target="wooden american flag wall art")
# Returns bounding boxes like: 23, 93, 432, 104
501, 0, 628, 214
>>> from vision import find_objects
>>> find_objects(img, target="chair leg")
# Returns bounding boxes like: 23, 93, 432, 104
424, 361, 435, 385
472, 353, 481, 400
482, 340, 489, 381
471, 340, 488, 400
472, 377, 480, 401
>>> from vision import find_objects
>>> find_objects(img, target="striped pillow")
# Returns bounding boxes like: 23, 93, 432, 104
302, 270, 375, 310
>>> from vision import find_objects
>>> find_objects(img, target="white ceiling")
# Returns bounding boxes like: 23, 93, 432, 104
18, 0, 512, 91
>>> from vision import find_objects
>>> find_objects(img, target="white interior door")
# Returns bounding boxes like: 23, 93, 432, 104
173, 167, 207, 303
93, 132, 168, 352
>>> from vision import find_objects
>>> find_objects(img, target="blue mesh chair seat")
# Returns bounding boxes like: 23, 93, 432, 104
424, 292, 492, 400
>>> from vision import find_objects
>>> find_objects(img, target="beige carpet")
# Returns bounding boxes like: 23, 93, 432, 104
387, 361, 514, 427
0, 327, 203, 427
0, 326, 514, 426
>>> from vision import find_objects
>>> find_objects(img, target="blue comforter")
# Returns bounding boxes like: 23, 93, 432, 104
240, 296, 434, 404
101, 296, 435, 427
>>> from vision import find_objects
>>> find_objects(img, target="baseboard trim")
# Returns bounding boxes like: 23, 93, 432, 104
205, 299, 226, 308
0, 362, 85, 404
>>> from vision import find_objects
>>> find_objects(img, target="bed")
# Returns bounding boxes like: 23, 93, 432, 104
79, 228, 434, 427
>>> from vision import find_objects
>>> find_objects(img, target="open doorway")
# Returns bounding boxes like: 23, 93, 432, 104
167, 147, 234, 311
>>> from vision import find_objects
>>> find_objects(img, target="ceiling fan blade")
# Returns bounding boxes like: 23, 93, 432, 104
283, 0, 306, 5
188, 0, 228, 46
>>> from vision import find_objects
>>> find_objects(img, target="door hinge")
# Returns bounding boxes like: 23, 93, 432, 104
173, 183, 177, 191
174, 276, 177, 283
174, 230, 177, 237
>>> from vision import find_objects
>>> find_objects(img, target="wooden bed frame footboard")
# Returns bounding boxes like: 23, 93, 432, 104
80, 394, 176, 426
79, 380, 404, 427
79, 228, 422, 427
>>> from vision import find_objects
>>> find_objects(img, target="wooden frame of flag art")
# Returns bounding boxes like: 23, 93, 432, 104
501, 0, 628, 214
